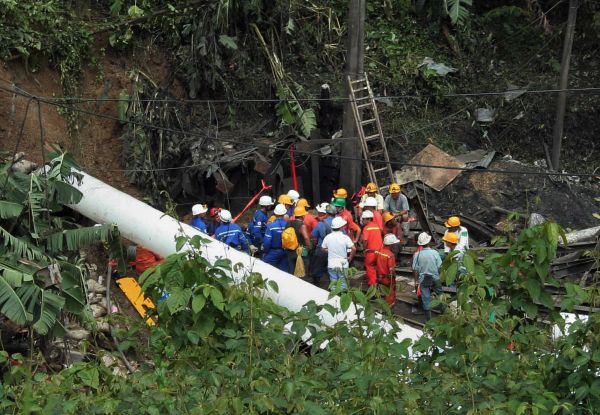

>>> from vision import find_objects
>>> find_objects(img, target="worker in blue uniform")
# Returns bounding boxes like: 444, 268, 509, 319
262, 203, 289, 271
248, 195, 273, 249
214, 209, 249, 253
190, 204, 208, 233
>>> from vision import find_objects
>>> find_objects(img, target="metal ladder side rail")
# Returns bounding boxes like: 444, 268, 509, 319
348, 75, 377, 184
364, 75, 394, 185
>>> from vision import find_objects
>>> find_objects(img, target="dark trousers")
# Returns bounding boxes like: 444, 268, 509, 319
309, 249, 328, 285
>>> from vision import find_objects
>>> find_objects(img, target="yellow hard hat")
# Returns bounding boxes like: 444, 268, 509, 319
333, 188, 348, 198
389, 183, 401, 194
277, 194, 293, 205
443, 232, 459, 245
296, 198, 310, 209
382, 212, 395, 223
365, 182, 378, 193
445, 216, 461, 228
293, 206, 308, 217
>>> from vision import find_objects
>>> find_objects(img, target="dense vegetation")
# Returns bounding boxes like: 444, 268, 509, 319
1, 219, 600, 413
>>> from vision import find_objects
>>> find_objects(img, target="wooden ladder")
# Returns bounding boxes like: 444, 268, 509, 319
347, 73, 394, 189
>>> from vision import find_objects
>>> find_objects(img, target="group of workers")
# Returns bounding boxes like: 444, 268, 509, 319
189, 182, 470, 315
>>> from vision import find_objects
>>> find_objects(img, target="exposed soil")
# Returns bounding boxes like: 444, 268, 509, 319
427, 159, 600, 230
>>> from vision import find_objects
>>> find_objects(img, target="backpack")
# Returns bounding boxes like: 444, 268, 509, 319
281, 224, 299, 250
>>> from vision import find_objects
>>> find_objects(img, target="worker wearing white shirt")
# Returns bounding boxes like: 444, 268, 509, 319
321, 217, 356, 290
444, 216, 469, 253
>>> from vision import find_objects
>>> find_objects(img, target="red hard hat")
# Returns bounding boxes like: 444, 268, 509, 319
209, 207, 221, 217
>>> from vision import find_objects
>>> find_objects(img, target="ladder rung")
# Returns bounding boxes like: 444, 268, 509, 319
351, 78, 367, 84
365, 134, 380, 142
353, 86, 368, 92
361, 118, 376, 126
354, 96, 370, 101
357, 103, 372, 109
370, 150, 384, 157
373, 167, 389, 173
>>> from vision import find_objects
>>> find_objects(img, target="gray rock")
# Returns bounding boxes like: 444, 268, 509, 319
91, 304, 107, 318
66, 328, 90, 341
87, 279, 105, 294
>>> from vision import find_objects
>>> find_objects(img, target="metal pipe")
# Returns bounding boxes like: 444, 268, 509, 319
69, 171, 422, 343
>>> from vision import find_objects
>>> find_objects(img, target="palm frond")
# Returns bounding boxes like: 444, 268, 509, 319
0, 225, 47, 260
0, 277, 32, 325
0, 201, 23, 219
46, 224, 116, 253
31, 289, 65, 335
52, 180, 83, 205
447, 0, 472, 25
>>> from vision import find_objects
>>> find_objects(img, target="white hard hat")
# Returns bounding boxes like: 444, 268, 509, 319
192, 204, 207, 215
316, 202, 328, 213
274, 203, 287, 216
287, 189, 300, 202
259, 195, 274, 206
383, 233, 400, 245
417, 232, 432, 246
361, 210, 374, 219
331, 217, 347, 229
219, 209, 232, 223
364, 196, 377, 207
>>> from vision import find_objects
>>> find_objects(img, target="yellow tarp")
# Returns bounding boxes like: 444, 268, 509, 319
116, 277, 156, 326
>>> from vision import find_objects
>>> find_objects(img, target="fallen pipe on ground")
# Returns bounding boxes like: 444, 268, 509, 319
69, 171, 422, 343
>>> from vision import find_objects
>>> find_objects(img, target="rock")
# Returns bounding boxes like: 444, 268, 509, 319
528, 213, 546, 227
113, 365, 129, 377
11, 159, 37, 174
87, 279, 105, 294
66, 328, 90, 341
101, 354, 117, 368
95, 319, 111, 333
91, 304, 107, 318
98, 297, 108, 309
66, 350, 86, 364
88, 293, 103, 304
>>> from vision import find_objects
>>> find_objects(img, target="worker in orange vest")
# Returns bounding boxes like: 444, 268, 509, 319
297, 198, 318, 233
375, 234, 400, 305
333, 197, 361, 244
361, 210, 383, 286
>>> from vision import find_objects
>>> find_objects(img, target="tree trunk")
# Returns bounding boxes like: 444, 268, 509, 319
551, 0, 579, 170
340, 0, 365, 192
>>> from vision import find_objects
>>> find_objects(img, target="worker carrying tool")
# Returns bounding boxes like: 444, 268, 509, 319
357, 182, 384, 217
214, 209, 250, 254
321, 217, 356, 290
375, 233, 401, 305
248, 195, 274, 249
190, 204, 209, 233
263, 204, 289, 271
444, 216, 469, 253
332, 197, 361, 244
309, 203, 335, 287
412, 232, 442, 320
360, 210, 383, 287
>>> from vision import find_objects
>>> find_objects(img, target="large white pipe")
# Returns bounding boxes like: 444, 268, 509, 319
69, 171, 422, 343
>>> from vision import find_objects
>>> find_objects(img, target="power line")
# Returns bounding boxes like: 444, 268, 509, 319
1, 84, 596, 179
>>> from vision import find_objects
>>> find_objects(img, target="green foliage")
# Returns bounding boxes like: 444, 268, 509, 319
4, 223, 600, 413
446, 0, 472, 26
0, 152, 117, 336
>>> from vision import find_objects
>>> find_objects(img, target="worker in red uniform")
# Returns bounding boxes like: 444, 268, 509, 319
297, 198, 318, 233
333, 197, 361, 243
376, 234, 400, 305
360, 210, 383, 286
130, 245, 164, 274
363, 196, 384, 232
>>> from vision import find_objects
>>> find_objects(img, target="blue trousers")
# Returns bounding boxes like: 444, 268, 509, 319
263, 249, 288, 272
420, 275, 442, 311
328, 268, 347, 290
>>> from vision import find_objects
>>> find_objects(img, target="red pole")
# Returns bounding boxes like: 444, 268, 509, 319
232, 179, 272, 223
289, 144, 298, 191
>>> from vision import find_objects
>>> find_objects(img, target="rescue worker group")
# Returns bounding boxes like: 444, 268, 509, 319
189, 182, 469, 317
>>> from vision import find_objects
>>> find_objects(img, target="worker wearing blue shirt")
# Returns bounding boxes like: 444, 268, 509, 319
262, 204, 289, 271
248, 195, 273, 248
214, 209, 249, 253
190, 204, 208, 233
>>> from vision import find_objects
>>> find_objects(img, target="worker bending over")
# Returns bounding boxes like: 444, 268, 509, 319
214, 210, 249, 254
375, 234, 401, 305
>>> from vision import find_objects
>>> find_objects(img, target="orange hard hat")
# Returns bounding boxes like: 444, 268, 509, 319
443, 232, 459, 245
333, 188, 348, 198
277, 194, 293, 205
389, 183, 401, 194
383, 212, 395, 223
296, 198, 311, 209
445, 216, 461, 228
293, 206, 308, 217
365, 182, 378, 193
